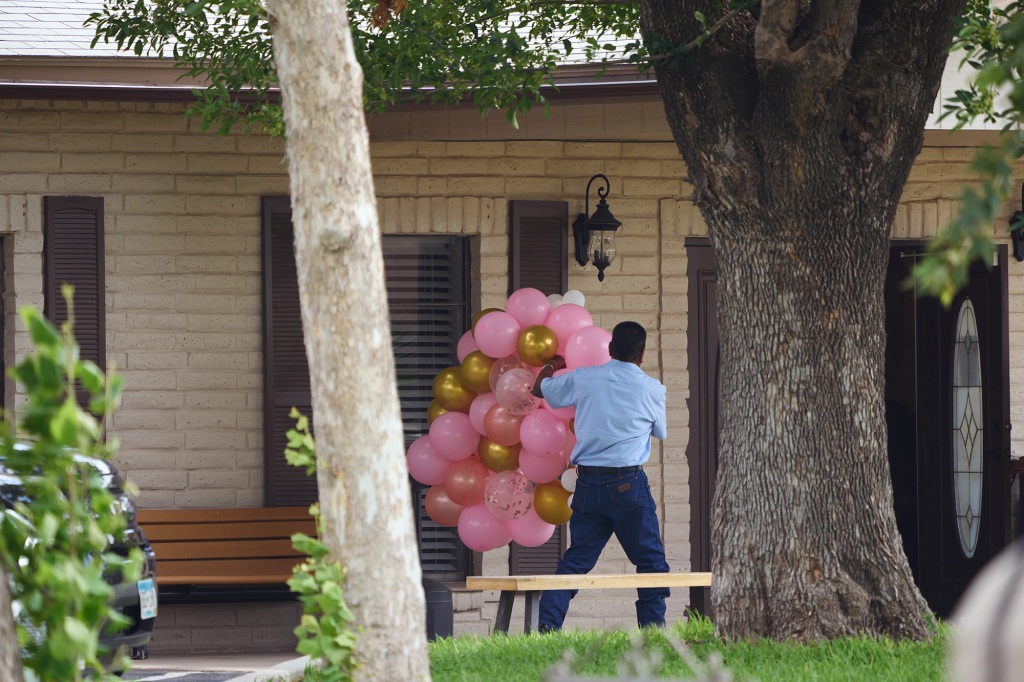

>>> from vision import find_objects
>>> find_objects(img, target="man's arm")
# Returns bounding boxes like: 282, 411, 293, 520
531, 355, 566, 398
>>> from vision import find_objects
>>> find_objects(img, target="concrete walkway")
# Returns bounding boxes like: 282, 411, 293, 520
127, 652, 311, 682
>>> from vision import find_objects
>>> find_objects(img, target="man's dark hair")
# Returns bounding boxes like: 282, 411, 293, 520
609, 321, 646, 362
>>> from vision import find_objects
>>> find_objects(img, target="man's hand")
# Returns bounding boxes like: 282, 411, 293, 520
547, 355, 566, 372
532, 355, 566, 398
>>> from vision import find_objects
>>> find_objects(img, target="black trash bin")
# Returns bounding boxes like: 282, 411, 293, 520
422, 576, 453, 641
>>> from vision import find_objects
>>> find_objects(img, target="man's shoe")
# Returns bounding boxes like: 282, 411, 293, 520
538, 624, 559, 634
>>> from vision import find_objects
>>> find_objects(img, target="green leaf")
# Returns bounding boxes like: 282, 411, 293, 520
22, 309, 60, 349
50, 399, 81, 447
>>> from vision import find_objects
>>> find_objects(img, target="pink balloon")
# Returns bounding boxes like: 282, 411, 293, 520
495, 368, 541, 416
509, 506, 556, 547
425, 485, 464, 527
456, 331, 479, 363
542, 368, 575, 420
564, 326, 612, 370
457, 502, 512, 552
469, 393, 499, 436
483, 470, 534, 521
519, 447, 567, 484
406, 436, 448, 486
474, 312, 522, 359
484, 403, 525, 447
545, 304, 593, 351
506, 288, 551, 328
429, 411, 481, 461
444, 458, 490, 506
520, 410, 567, 458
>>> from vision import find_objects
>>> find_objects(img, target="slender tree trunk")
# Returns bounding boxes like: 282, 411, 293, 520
266, 1, 430, 678
639, 0, 966, 639
0, 565, 24, 682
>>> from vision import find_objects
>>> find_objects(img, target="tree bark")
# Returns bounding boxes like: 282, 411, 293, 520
266, 1, 431, 678
0, 565, 24, 682
638, 0, 966, 639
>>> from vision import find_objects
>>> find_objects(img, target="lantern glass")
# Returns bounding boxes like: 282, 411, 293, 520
588, 230, 616, 270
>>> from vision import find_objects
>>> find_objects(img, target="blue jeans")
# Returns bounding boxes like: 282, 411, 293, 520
538, 469, 670, 629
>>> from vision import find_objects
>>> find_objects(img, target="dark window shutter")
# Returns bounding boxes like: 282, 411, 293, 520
261, 197, 315, 507
507, 200, 569, 575
384, 235, 472, 580
509, 201, 568, 296
44, 196, 105, 379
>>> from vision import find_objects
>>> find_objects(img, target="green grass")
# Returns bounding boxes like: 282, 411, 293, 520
428, 617, 950, 682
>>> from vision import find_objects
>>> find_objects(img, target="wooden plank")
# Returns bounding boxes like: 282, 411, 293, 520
138, 506, 312, 524
142, 520, 315, 542
154, 557, 303, 585
149, 538, 302, 561
465, 572, 713, 591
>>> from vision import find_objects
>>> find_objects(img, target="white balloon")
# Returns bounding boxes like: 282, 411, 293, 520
560, 467, 577, 493
547, 293, 563, 308
562, 290, 585, 307
566, 493, 574, 508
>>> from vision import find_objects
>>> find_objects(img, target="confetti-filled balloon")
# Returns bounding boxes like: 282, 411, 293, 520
495, 368, 541, 416
483, 470, 534, 521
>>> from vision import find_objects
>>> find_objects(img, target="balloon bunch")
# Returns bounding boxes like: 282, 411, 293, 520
406, 288, 611, 553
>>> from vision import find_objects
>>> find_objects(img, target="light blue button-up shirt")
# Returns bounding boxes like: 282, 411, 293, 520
540, 359, 667, 467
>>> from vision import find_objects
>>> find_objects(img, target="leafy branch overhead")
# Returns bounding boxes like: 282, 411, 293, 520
88, 0, 686, 133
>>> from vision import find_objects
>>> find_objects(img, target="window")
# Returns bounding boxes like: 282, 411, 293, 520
261, 198, 472, 578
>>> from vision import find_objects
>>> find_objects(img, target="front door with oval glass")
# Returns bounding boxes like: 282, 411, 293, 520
885, 245, 1011, 617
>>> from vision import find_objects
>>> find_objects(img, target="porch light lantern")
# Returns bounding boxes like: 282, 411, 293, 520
573, 174, 621, 282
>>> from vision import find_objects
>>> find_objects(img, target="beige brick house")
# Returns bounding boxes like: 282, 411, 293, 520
2, 2, 1023, 655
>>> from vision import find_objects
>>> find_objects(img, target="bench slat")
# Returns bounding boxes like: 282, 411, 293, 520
143, 520, 315, 542
149, 538, 302, 561
466, 572, 713, 591
154, 558, 303, 585
138, 507, 312, 524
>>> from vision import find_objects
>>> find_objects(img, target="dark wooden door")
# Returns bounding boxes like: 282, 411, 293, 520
890, 244, 1012, 617
684, 239, 718, 616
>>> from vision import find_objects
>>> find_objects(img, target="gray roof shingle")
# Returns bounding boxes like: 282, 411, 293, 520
0, 0, 127, 57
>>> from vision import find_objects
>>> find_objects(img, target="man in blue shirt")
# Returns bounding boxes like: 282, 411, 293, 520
531, 321, 670, 631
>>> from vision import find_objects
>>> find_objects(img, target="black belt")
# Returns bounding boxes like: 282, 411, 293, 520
575, 465, 641, 476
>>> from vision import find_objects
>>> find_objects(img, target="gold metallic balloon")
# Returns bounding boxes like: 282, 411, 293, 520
517, 325, 559, 367
432, 367, 476, 413
533, 480, 572, 525
477, 438, 521, 473
569, 419, 575, 434
460, 351, 496, 395
427, 400, 447, 425
472, 308, 503, 333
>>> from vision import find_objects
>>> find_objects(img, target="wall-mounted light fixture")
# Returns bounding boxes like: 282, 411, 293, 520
572, 174, 621, 282
1011, 182, 1024, 262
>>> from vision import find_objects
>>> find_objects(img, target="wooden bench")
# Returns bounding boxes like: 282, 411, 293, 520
138, 506, 316, 602
466, 572, 713, 634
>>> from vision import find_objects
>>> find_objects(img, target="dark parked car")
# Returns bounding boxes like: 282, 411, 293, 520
0, 445, 158, 660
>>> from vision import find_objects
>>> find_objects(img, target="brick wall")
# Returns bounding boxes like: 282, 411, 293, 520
0, 98, 1020, 647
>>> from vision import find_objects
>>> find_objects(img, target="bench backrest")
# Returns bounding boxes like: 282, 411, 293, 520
138, 506, 316, 586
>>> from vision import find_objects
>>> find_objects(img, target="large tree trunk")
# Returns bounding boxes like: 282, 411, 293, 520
266, 1, 431, 679
639, 1, 966, 639
0, 565, 23, 682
